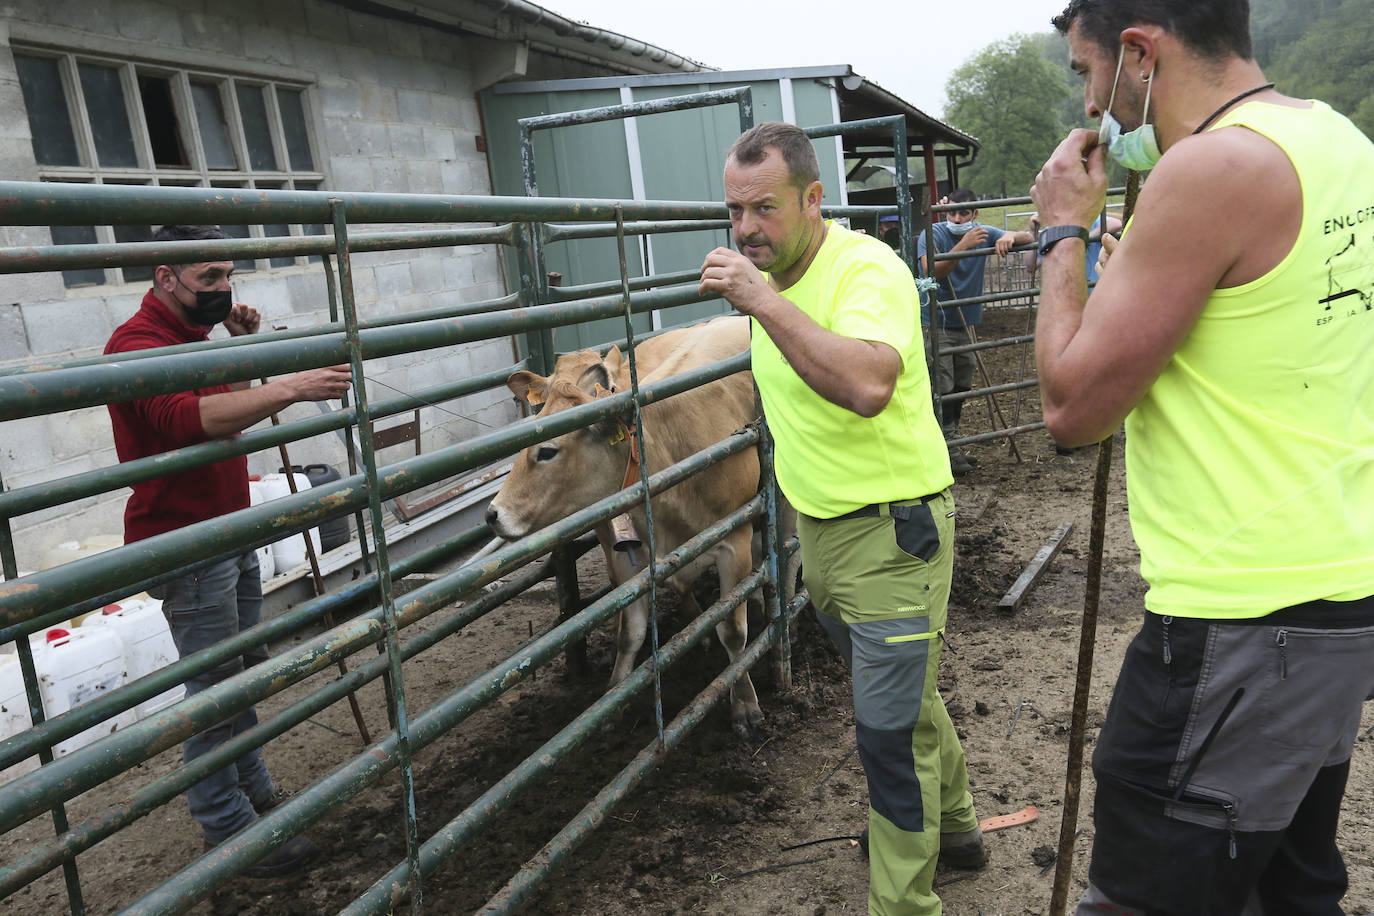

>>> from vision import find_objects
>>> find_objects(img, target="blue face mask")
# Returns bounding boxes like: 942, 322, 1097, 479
946, 220, 979, 236
1098, 47, 1162, 171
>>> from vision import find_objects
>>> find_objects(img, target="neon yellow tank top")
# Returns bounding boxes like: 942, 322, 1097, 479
1125, 100, 1374, 617
753, 223, 953, 517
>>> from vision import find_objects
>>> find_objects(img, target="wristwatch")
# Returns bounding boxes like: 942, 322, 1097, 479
1038, 225, 1090, 255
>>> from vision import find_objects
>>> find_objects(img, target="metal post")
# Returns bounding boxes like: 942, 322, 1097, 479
758, 415, 791, 692
922, 196, 944, 420
545, 269, 590, 678
512, 222, 553, 375
613, 206, 664, 748
892, 118, 914, 274
321, 251, 374, 575
0, 468, 85, 916
329, 199, 425, 913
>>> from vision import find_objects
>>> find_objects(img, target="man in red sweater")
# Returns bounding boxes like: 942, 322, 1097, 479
105, 224, 350, 876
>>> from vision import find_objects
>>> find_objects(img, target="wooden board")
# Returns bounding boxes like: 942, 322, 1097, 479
998, 521, 1074, 614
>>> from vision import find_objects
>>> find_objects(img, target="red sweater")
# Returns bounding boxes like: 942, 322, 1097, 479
105, 291, 249, 542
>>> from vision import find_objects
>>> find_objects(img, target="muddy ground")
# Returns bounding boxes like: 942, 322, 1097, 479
3, 305, 1372, 915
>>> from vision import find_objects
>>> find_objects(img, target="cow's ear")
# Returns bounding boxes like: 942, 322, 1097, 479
508, 370, 548, 406
576, 362, 610, 397
602, 345, 623, 378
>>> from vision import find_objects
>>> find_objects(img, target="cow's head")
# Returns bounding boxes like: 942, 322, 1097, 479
485, 346, 633, 540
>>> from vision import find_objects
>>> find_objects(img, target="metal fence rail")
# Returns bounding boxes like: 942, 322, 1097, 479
0, 111, 1063, 912
0, 178, 803, 915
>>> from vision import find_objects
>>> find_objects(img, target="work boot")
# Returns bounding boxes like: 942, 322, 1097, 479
205, 831, 315, 878
939, 826, 990, 869
949, 449, 976, 476
858, 825, 990, 870
249, 786, 293, 814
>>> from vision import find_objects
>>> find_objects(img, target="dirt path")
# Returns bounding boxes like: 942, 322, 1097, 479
2, 307, 1371, 915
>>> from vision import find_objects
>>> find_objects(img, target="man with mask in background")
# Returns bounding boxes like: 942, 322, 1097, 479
1032, 1, 1374, 912
105, 224, 352, 876
918, 188, 1033, 474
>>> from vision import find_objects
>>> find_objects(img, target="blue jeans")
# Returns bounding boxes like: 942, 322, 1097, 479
150, 552, 274, 843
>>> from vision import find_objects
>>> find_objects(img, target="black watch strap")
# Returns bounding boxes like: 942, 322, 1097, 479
1038, 224, 1090, 255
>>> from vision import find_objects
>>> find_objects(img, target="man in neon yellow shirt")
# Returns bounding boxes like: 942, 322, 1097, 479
1032, 1, 1374, 913
700, 122, 985, 916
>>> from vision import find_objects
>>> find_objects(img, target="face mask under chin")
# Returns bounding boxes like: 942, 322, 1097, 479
946, 220, 979, 236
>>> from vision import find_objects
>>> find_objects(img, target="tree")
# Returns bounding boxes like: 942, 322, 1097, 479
1027, 31, 1090, 131
1264, 0, 1374, 138
944, 34, 1069, 199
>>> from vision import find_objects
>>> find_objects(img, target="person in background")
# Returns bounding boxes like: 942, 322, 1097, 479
105, 224, 352, 876
1025, 210, 1123, 287
917, 188, 1034, 474
1033, 1, 1374, 912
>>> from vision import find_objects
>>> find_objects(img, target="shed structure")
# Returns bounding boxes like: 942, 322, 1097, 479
480, 64, 980, 353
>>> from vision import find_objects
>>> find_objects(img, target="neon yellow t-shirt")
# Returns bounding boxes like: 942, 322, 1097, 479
753, 222, 953, 518
1124, 100, 1374, 617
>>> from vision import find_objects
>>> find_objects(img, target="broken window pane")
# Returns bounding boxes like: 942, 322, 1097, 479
78, 63, 139, 168
15, 54, 81, 166
235, 83, 278, 171
191, 82, 237, 170
276, 88, 314, 172
138, 74, 189, 168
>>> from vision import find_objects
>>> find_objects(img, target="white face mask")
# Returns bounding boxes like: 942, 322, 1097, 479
1098, 46, 1162, 171
946, 220, 979, 236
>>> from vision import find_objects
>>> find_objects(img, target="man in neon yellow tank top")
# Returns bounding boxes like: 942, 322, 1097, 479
1032, 2, 1374, 913
699, 122, 985, 915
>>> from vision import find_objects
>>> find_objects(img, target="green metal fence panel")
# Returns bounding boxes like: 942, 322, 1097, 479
0, 169, 848, 914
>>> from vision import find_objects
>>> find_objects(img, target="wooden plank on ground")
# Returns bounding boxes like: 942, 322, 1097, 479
998, 521, 1075, 614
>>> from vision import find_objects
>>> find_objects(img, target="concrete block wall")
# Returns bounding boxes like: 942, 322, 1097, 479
0, 0, 536, 571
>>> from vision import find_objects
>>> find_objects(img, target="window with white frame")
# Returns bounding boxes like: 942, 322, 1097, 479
13, 48, 327, 287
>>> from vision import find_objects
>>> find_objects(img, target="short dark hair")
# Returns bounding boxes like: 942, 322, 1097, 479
151, 225, 230, 274
947, 188, 978, 205
726, 122, 820, 193
1052, 0, 1253, 60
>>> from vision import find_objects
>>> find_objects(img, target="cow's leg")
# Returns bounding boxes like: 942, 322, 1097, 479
595, 526, 649, 688
715, 529, 763, 735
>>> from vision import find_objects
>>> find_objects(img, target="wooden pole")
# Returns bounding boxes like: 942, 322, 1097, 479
1048, 169, 1140, 914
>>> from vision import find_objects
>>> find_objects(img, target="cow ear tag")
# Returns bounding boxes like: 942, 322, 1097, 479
525, 389, 545, 406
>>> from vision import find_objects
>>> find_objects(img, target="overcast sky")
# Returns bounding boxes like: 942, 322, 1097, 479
542, 0, 1072, 118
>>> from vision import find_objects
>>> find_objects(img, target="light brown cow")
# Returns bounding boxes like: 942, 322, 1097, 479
485, 315, 765, 733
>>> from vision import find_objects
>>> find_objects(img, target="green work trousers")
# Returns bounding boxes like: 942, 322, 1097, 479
800, 490, 977, 916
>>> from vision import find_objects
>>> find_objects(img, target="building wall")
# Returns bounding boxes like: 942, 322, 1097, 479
0, 0, 551, 571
